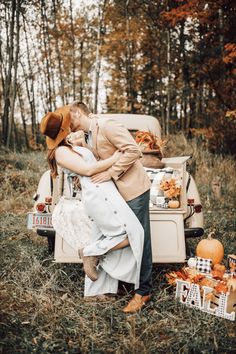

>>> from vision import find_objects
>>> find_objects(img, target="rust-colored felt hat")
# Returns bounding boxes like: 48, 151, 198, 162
40, 105, 71, 149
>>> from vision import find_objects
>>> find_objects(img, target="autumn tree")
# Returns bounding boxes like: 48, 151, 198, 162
0, 0, 235, 154
163, 0, 236, 152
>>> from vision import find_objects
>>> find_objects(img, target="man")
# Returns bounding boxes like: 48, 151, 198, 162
69, 101, 153, 313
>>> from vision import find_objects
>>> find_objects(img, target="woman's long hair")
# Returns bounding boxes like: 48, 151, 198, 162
47, 139, 81, 178
47, 147, 58, 178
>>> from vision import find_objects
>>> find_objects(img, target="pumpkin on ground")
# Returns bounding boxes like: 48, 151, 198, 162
196, 231, 224, 265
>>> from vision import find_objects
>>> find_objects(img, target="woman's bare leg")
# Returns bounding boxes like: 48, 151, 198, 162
111, 238, 129, 251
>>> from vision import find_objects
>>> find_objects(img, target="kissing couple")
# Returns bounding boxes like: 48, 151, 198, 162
40, 101, 153, 313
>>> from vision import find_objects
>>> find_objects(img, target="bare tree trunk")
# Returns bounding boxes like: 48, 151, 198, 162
186, 93, 193, 132
18, 85, 29, 150
33, 38, 48, 113
166, 27, 171, 135
94, 31, 101, 113
40, 0, 52, 110
181, 96, 185, 132
157, 31, 166, 134
124, 0, 137, 112
180, 21, 192, 134
69, 0, 76, 101
79, 41, 84, 102
0, 22, 5, 133
125, 0, 131, 111
173, 101, 177, 133
2, 0, 16, 146
13, 120, 19, 151
94, 1, 106, 113
52, 0, 65, 105
22, 16, 37, 140
6, 0, 20, 148
160, 93, 166, 135
195, 90, 200, 128
20, 61, 35, 136
40, 0, 56, 111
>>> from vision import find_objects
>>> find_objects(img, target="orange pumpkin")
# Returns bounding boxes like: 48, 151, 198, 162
213, 264, 226, 273
196, 232, 224, 265
168, 200, 180, 208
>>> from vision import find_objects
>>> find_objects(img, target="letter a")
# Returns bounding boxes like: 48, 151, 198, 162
185, 283, 202, 308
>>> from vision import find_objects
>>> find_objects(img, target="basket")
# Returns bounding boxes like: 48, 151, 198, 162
140, 148, 164, 169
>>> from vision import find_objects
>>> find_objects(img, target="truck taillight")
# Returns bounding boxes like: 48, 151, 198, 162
187, 198, 194, 206
194, 204, 202, 213
36, 203, 46, 213
45, 196, 52, 204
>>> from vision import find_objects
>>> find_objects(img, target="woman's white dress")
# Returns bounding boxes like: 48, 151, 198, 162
52, 146, 144, 296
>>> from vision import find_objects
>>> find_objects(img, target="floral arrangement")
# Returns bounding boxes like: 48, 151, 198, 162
135, 131, 167, 153
166, 266, 236, 299
160, 178, 181, 199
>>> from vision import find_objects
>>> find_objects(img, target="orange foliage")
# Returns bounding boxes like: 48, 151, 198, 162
135, 131, 167, 152
214, 282, 228, 294
223, 43, 236, 65
166, 267, 234, 296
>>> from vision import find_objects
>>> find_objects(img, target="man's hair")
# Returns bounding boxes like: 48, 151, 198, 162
71, 101, 91, 116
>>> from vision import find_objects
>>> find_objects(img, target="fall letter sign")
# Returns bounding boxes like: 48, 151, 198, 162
175, 279, 235, 321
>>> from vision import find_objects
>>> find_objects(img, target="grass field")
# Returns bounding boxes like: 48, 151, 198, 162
0, 136, 235, 354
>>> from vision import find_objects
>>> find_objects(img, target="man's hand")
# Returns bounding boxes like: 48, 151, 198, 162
91, 170, 112, 183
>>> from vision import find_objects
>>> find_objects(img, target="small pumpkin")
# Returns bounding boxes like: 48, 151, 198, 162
168, 199, 180, 208
187, 257, 197, 268
196, 231, 224, 265
213, 263, 226, 273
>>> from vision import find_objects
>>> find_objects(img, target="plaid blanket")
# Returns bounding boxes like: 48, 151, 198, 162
196, 256, 212, 273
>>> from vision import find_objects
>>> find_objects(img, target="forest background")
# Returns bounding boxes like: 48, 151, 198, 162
0, 0, 235, 154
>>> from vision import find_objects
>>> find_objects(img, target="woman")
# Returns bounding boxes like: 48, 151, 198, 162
40, 108, 144, 299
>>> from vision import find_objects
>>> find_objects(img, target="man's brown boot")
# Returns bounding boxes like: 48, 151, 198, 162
79, 249, 99, 281
122, 294, 152, 313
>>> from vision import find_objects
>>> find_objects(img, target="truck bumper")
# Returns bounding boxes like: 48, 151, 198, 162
184, 227, 204, 238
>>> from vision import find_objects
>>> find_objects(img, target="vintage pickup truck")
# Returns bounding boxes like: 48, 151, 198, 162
27, 114, 204, 263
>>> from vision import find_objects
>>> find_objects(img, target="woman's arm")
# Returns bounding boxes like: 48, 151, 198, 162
55, 146, 121, 177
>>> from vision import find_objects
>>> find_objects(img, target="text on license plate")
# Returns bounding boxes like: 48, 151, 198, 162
27, 213, 53, 229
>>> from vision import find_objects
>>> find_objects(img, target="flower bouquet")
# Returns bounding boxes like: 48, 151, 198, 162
160, 178, 181, 208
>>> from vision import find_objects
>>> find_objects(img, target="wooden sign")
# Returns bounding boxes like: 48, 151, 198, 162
175, 279, 235, 321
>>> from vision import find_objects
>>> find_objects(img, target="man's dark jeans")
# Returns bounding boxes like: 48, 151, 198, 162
127, 189, 153, 296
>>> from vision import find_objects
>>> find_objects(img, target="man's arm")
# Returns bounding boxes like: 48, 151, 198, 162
91, 119, 142, 183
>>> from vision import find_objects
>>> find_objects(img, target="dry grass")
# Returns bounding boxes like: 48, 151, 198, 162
0, 139, 236, 354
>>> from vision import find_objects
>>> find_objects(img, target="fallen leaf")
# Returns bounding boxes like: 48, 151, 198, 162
214, 282, 228, 294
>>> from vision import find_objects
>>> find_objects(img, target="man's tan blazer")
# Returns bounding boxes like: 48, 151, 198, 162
88, 117, 151, 201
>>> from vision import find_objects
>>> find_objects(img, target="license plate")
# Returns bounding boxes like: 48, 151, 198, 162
27, 212, 53, 230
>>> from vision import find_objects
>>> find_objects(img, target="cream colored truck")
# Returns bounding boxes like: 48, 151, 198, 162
27, 114, 204, 262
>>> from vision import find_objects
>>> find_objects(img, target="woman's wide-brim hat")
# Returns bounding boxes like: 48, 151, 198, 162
40, 105, 71, 149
